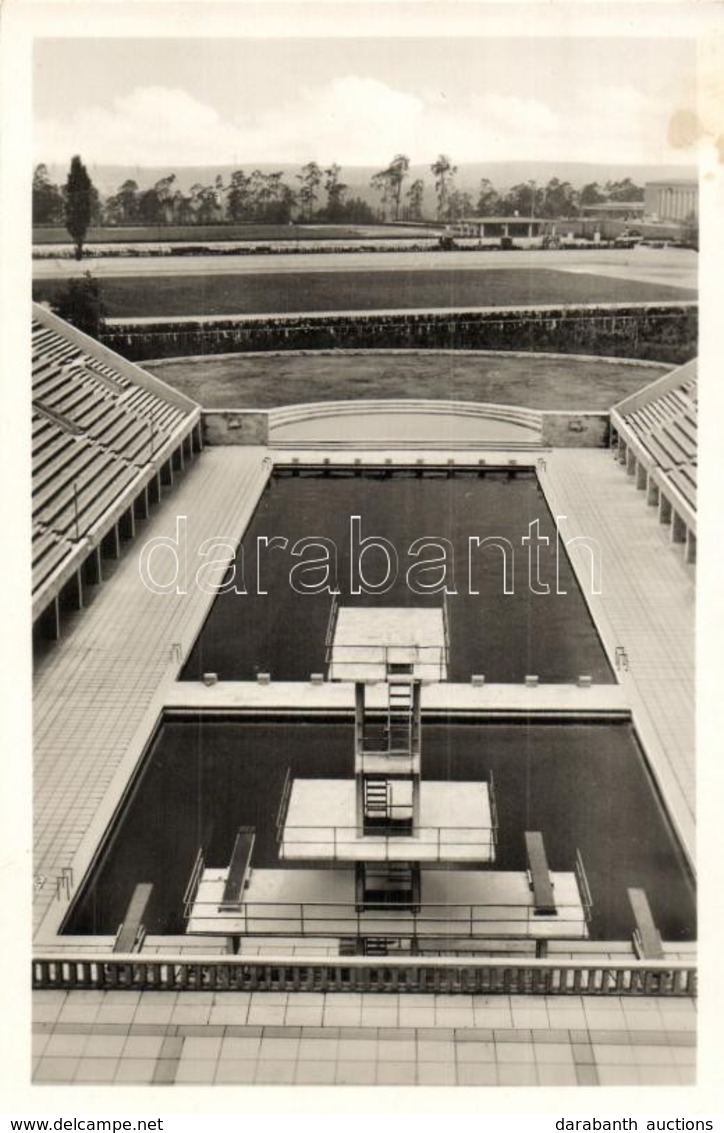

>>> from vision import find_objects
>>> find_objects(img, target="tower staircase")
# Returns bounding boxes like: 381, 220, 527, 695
386, 675, 415, 754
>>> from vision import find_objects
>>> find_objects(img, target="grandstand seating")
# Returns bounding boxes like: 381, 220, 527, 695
611, 360, 697, 555
613, 361, 696, 507
32, 306, 201, 628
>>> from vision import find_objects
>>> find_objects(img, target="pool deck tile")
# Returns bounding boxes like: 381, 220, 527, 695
28, 990, 698, 1088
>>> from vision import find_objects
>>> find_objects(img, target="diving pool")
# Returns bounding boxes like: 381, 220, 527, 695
64, 714, 694, 944
181, 468, 613, 684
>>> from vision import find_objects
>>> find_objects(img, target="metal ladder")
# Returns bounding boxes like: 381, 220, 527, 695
364, 778, 391, 823
386, 677, 414, 753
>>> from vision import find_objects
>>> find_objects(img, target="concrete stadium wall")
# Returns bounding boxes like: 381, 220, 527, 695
103, 302, 697, 366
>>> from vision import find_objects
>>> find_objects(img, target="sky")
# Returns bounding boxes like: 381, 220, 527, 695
33, 35, 698, 169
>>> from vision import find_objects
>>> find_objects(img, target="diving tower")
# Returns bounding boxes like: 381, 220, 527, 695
184, 607, 592, 954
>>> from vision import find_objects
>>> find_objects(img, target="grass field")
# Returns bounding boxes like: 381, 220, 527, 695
144, 351, 667, 410
33, 267, 693, 319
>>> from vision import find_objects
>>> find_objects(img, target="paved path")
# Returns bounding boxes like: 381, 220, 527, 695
540, 448, 695, 856
32, 246, 698, 291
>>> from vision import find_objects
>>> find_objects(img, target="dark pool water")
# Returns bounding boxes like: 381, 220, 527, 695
181, 470, 613, 684
65, 716, 695, 942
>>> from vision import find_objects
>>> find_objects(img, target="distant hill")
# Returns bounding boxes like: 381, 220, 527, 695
42, 159, 696, 205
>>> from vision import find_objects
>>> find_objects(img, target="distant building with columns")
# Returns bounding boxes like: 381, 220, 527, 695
644, 180, 698, 223
451, 216, 546, 240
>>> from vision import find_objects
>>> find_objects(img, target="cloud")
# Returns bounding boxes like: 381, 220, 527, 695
260, 76, 426, 164
35, 86, 249, 167
34, 76, 691, 170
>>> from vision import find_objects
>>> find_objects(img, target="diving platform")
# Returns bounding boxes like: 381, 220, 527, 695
279, 778, 495, 863
328, 607, 448, 681
185, 866, 589, 941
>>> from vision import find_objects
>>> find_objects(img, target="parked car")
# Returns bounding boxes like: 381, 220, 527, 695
614, 230, 643, 248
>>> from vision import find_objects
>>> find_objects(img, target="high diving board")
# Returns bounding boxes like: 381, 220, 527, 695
185, 867, 589, 941
329, 607, 448, 682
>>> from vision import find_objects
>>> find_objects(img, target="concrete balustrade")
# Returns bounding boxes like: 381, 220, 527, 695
32, 954, 697, 997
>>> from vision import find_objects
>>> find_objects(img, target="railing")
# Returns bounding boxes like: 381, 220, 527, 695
323, 589, 340, 674
182, 848, 205, 922
32, 954, 697, 997
279, 823, 496, 861
488, 771, 498, 854
275, 767, 293, 842
184, 897, 587, 939
328, 642, 447, 681
442, 590, 451, 675
358, 736, 417, 761
575, 849, 594, 923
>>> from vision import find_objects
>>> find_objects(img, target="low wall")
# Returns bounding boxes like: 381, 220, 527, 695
203, 410, 269, 445
541, 412, 609, 448
199, 402, 608, 449
103, 302, 697, 366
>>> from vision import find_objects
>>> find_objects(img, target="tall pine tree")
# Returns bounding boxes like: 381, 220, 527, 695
64, 155, 94, 260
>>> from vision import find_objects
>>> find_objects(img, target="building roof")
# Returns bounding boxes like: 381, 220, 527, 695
645, 179, 698, 189
454, 216, 546, 225
579, 202, 645, 213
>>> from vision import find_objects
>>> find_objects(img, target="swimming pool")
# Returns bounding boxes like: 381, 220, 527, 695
181, 468, 613, 684
64, 714, 694, 943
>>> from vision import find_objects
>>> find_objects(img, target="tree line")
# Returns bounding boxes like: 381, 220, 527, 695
34, 154, 647, 258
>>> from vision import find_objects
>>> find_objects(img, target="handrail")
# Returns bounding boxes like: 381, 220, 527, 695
329, 643, 445, 654
281, 824, 495, 839
32, 954, 697, 997
323, 589, 340, 671
275, 767, 293, 840
330, 641, 447, 677
488, 771, 498, 852
185, 897, 590, 940
182, 848, 205, 921
442, 590, 451, 680
575, 848, 594, 922
280, 822, 496, 860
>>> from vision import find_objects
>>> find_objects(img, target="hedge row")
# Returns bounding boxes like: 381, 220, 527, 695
103, 304, 697, 366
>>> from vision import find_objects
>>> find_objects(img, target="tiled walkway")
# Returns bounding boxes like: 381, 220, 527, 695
540, 448, 695, 857
33, 447, 269, 934
32, 990, 695, 1087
